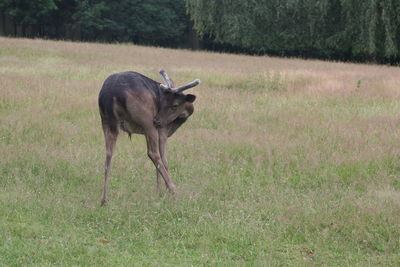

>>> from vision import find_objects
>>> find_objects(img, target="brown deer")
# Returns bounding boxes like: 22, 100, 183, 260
98, 70, 200, 205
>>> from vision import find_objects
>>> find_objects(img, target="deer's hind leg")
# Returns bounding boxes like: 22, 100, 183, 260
101, 123, 119, 206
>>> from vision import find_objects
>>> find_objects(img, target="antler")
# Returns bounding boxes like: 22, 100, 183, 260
159, 69, 174, 88
159, 69, 201, 93
174, 79, 201, 93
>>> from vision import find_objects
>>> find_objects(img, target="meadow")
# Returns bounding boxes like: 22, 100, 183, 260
1, 37, 400, 266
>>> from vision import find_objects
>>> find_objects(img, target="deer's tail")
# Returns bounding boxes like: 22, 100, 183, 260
98, 92, 118, 134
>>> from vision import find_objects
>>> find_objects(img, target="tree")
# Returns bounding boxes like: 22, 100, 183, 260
0, 0, 58, 36
72, 0, 188, 47
186, 0, 400, 63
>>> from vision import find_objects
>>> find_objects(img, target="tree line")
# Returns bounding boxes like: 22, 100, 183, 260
1, 0, 399, 64
187, 0, 400, 64
0, 0, 190, 47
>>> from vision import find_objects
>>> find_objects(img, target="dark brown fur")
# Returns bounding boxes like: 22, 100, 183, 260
98, 71, 197, 205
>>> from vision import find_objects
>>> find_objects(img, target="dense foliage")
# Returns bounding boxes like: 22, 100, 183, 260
0, 0, 188, 47
186, 0, 400, 63
1, 0, 399, 63
72, 0, 187, 46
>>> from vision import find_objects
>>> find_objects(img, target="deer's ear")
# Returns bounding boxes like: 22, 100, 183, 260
185, 94, 196, 103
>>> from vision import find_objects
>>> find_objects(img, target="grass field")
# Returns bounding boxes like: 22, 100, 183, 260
1, 37, 400, 266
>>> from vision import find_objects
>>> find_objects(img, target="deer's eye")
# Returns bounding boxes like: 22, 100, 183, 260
171, 105, 178, 111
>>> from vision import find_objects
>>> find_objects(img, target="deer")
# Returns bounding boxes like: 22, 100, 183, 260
98, 69, 200, 205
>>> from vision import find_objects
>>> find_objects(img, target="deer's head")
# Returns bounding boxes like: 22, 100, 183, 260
155, 70, 200, 127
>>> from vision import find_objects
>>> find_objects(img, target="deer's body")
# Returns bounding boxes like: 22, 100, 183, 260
99, 72, 162, 135
98, 70, 199, 205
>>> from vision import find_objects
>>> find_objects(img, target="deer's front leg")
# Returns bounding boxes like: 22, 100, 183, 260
145, 127, 176, 193
157, 129, 169, 192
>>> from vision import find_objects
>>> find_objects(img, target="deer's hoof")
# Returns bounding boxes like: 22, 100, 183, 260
169, 185, 177, 194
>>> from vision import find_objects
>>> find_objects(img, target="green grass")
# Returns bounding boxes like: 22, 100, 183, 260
1, 37, 400, 266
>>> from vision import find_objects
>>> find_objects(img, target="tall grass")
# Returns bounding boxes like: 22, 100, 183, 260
1, 37, 400, 265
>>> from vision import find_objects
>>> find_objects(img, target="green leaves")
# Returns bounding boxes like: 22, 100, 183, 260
0, 0, 58, 24
72, 0, 187, 46
186, 0, 400, 63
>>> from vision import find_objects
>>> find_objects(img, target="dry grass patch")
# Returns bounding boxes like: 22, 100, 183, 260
1, 37, 400, 265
